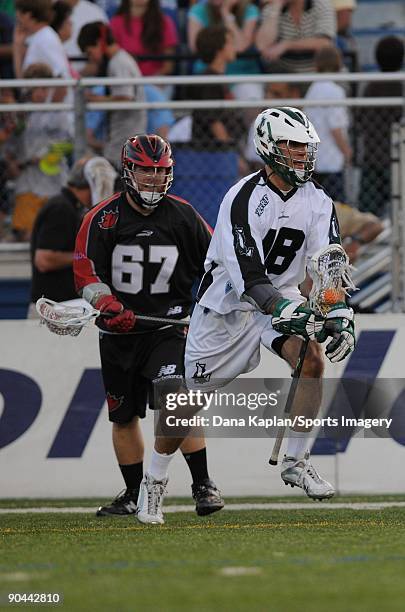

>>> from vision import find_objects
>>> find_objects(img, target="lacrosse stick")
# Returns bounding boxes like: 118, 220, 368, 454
269, 244, 356, 466
36, 297, 190, 337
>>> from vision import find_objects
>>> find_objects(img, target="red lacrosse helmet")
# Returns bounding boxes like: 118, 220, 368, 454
121, 134, 174, 209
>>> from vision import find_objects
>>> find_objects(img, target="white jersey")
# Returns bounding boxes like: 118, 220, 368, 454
196, 170, 340, 314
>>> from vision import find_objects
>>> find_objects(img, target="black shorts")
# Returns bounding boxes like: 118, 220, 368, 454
99, 326, 186, 424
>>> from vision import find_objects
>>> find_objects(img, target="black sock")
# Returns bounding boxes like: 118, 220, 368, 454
182, 448, 209, 485
119, 462, 143, 490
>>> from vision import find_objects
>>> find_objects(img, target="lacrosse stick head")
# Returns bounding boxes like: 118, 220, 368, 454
307, 244, 357, 316
36, 298, 99, 337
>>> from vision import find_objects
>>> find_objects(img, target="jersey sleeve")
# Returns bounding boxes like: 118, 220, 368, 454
219, 183, 271, 299
73, 201, 118, 296
306, 195, 341, 261
185, 207, 212, 280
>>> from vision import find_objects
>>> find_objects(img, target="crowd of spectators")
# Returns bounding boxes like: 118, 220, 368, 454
0, 0, 403, 243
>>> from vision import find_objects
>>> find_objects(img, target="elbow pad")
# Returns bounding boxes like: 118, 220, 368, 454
241, 283, 282, 314
82, 283, 112, 307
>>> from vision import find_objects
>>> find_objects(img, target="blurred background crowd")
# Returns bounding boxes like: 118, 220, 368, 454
0, 0, 403, 271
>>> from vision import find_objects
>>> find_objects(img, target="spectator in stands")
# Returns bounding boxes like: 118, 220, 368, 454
51, 1, 80, 78
0, 88, 17, 240
357, 36, 404, 216
332, 0, 356, 39
110, 1, 178, 77
13, 0, 71, 93
78, 22, 147, 168
0, 10, 14, 79
63, 0, 108, 63
51, 1, 73, 45
7, 63, 74, 241
188, 0, 260, 76
304, 45, 351, 201
256, 0, 336, 73
145, 85, 175, 139
191, 25, 238, 147
0, 1, 15, 20
29, 156, 117, 314
335, 200, 383, 263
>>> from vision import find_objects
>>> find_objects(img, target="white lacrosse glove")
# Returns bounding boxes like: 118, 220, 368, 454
317, 303, 356, 362
272, 299, 325, 341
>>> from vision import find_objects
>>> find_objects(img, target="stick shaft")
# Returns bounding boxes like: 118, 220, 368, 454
129, 313, 190, 327
101, 311, 190, 327
269, 338, 309, 466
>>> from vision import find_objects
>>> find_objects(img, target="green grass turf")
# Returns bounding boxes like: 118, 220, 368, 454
1, 503, 405, 611
1, 493, 405, 508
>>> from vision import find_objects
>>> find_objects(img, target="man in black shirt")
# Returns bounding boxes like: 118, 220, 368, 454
29, 156, 117, 314
74, 134, 224, 521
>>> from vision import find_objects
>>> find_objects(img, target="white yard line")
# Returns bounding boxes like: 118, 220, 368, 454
1, 501, 405, 514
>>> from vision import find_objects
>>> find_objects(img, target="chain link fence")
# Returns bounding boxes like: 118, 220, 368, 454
0, 73, 404, 310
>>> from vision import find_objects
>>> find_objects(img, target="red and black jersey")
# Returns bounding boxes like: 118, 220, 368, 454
74, 191, 212, 331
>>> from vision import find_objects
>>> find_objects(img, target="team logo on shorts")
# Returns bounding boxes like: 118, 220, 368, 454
192, 362, 211, 383
98, 209, 118, 230
106, 392, 124, 412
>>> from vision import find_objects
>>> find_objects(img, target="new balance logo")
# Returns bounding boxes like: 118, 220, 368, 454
157, 364, 177, 377
167, 305, 182, 316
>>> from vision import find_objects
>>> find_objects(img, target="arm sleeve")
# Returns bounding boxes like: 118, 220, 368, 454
108, 54, 139, 99
314, 0, 336, 38
192, 210, 212, 280
219, 185, 273, 299
73, 207, 114, 298
306, 196, 341, 261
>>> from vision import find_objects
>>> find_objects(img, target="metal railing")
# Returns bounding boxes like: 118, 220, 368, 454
0, 71, 404, 310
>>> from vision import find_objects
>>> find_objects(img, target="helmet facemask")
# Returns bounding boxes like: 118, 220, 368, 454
270, 140, 318, 188
123, 162, 173, 209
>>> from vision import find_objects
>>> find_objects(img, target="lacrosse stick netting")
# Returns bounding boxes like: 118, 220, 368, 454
269, 244, 357, 466
307, 244, 357, 316
36, 297, 191, 336
36, 298, 99, 336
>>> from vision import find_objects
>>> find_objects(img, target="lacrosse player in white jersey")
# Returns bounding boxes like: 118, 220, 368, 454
138, 107, 356, 524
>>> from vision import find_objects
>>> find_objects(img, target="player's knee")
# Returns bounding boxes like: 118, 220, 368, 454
113, 416, 139, 429
302, 343, 324, 378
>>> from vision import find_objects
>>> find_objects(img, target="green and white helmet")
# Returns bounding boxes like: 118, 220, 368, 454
253, 107, 320, 188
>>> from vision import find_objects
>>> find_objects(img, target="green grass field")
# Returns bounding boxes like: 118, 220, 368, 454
1, 497, 405, 612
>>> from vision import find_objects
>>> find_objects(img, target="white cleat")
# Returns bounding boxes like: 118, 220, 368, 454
137, 473, 168, 525
281, 452, 335, 500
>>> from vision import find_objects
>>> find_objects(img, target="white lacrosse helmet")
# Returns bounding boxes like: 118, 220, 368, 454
253, 107, 320, 187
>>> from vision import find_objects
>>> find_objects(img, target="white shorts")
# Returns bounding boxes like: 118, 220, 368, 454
184, 304, 283, 391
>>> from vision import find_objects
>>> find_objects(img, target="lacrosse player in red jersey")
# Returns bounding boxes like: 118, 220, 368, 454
139, 108, 356, 525
73, 134, 224, 520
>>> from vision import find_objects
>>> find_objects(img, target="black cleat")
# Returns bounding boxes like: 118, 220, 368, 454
96, 488, 139, 517
192, 479, 224, 517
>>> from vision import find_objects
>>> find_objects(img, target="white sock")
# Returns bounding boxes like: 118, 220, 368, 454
286, 429, 310, 460
148, 449, 176, 481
